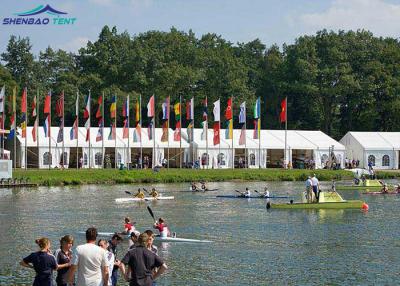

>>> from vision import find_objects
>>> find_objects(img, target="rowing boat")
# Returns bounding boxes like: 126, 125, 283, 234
268, 191, 365, 209
216, 195, 290, 199
115, 196, 174, 203
83, 231, 212, 243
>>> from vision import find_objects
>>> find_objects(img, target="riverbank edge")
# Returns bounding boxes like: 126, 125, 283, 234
12, 169, 400, 186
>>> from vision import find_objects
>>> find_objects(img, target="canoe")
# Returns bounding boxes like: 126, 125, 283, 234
188, 188, 219, 192
362, 192, 400, 195
89, 232, 212, 243
269, 200, 365, 209
115, 196, 174, 203
216, 195, 290, 199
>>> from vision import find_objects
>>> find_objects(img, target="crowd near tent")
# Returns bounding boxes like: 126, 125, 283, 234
340, 132, 400, 170
12, 126, 345, 170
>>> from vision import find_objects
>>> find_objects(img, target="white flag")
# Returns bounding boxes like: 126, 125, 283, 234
239, 102, 246, 124
213, 99, 220, 122
0, 86, 4, 113
75, 92, 79, 116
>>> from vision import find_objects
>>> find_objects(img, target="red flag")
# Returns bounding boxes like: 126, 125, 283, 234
174, 121, 181, 141
123, 119, 129, 139
161, 121, 168, 142
55, 92, 64, 117
225, 97, 232, 120
32, 118, 38, 142
96, 95, 102, 119
213, 122, 220, 145
21, 88, 27, 113
44, 92, 51, 114
31, 95, 37, 117
280, 97, 287, 123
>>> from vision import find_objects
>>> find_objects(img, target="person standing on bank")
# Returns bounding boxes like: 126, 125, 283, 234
305, 176, 313, 203
123, 233, 167, 286
20, 237, 58, 286
54, 235, 74, 286
311, 174, 320, 202
67, 227, 109, 286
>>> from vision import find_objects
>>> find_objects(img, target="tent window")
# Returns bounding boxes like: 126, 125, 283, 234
250, 154, 256, 166
43, 152, 52, 165
201, 153, 209, 165
84, 153, 88, 165
382, 155, 390, 167
60, 152, 68, 165
95, 152, 103, 166
368, 155, 375, 166
218, 153, 225, 166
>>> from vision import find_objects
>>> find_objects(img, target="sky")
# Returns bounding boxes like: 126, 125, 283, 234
1, 0, 400, 56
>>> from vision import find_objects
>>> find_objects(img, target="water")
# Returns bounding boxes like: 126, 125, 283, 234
0, 181, 400, 285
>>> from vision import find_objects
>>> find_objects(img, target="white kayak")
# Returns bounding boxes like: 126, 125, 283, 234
115, 196, 175, 203
82, 231, 212, 243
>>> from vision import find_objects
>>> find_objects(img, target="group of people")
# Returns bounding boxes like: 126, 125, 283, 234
237, 187, 270, 198
20, 216, 170, 286
305, 174, 320, 203
190, 182, 208, 192
133, 188, 159, 198
345, 158, 360, 169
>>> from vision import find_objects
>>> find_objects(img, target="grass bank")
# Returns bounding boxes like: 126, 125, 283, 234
12, 168, 359, 186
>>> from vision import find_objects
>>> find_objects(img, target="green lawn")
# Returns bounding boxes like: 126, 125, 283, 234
11, 168, 365, 186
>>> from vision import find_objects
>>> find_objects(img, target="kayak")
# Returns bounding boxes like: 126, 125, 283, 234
115, 196, 174, 203
216, 195, 290, 199
188, 188, 219, 192
269, 200, 365, 209
362, 192, 400, 195
86, 232, 212, 243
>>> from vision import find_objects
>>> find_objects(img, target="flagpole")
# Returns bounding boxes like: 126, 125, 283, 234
191, 97, 194, 168
258, 97, 261, 169
114, 94, 117, 169
1, 87, 4, 160
102, 92, 105, 168
12, 87, 16, 169
88, 89, 91, 169
206, 96, 208, 169
231, 97, 234, 169
139, 94, 142, 169
244, 103, 247, 169
285, 97, 288, 169
127, 94, 130, 169
62, 90, 65, 169
25, 88, 28, 169
179, 95, 182, 169
152, 94, 156, 169
37, 90, 39, 168
76, 91, 79, 170
48, 90, 51, 170
167, 96, 170, 169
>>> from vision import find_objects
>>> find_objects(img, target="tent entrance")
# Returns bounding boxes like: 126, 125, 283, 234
292, 149, 313, 169
267, 149, 284, 168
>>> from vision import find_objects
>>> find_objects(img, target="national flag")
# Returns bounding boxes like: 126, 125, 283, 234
202, 97, 208, 120
108, 123, 116, 140
239, 102, 246, 124
96, 121, 103, 142
43, 115, 50, 138
0, 86, 4, 113
161, 121, 168, 142
84, 94, 90, 119
135, 100, 140, 122
186, 98, 194, 120
213, 122, 220, 145
21, 88, 27, 113
55, 92, 64, 117
44, 91, 51, 114
110, 95, 116, 118
31, 95, 37, 117
174, 102, 181, 120
239, 124, 246, 145
85, 117, 90, 142
133, 124, 141, 142
148, 121, 153, 140
147, 95, 155, 117
225, 97, 232, 120
123, 118, 129, 139
32, 117, 38, 142
162, 97, 169, 120
9, 114, 15, 139
213, 99, 220, 122
96, 95, 102, 119
70, 117, 78, 140
21, 113, 26, 138
57, 118, 64, 143
253, 119, 260, 139
75, 92, 79, 116
122, 96, 129, 118
187, 121, 194, 142
280, 97, 287, 123
225, 119, 233, 139
201, 121, 207, 141
174, 121, 181, 141
253, 97, 260, 119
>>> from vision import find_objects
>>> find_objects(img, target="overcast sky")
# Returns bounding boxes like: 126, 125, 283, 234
1, 0, 400, 55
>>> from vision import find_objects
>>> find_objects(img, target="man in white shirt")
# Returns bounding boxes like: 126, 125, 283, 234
311, 174, 320, 202
68, 227, 109, 286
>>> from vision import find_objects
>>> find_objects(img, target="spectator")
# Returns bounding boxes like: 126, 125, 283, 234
108, 234, 123, 286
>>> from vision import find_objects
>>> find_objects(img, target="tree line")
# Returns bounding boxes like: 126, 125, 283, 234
1, 26, 399, 139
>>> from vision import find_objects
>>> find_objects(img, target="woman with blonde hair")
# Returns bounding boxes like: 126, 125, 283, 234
20, 237, 58, 286
54, 235, 74, 286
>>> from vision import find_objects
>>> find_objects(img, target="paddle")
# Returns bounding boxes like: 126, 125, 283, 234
235, 190, 245, 197
254, 189, 265, 197
142, 188, 150, 194
125, 191, 133, 195
147, 205, 155, 221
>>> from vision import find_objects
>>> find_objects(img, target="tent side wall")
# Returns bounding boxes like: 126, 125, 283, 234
340, 133, 365, 168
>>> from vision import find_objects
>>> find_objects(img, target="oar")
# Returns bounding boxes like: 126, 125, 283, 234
235, 190, 245, 196
254, 189, 264, 197
147, 206, 155, 221
143, 188, 150, 194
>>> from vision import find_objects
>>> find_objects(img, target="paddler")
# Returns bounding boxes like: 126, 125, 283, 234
381, 183, 389, 194
191, 182, 199, 191
134, 188, 145, 199
153, 217, 171, 238
396, 184, 400, 193
122, 217, 136, 235
238, 188, 251, 198
262, 187, 270, 198
201, 181, 207, 191
150, 188, 159, 198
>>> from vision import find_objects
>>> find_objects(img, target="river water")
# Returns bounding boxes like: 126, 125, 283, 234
0, 181, 399, 285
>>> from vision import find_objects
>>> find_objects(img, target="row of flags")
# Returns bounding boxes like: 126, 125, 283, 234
0, 86, 288, 146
